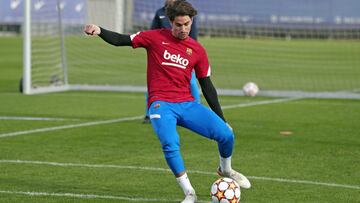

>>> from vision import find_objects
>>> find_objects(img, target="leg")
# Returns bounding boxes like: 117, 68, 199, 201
149, 101, 184, 174
178, 102, 234, 158
148, 101, 197, 202
178, 102, 251, 189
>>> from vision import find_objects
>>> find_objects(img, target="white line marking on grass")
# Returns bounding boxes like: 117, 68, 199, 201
1, 159, 359, 190
0, 116, 143, 138
246, 176, 360, 190
0, 116, 76, 121
0, 190, 202, 203
0, 159, 172, 173
0, 97, 297, 139
222, 97, 301, 110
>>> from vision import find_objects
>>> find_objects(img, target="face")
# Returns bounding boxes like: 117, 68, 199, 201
171, 15, 192, 40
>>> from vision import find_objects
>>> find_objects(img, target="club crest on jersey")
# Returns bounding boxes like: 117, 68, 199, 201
186, 48, 192, 55
162, 50, 189, 69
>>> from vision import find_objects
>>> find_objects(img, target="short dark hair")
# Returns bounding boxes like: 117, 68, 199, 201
165, 0, 197, 22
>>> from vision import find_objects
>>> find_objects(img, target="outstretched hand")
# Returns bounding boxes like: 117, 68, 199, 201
84, 24, 101, 35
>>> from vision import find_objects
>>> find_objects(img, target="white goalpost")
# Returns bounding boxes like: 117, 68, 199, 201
22, 0, 360, 99
23, 0, 69, 94
22, 0, 134, 95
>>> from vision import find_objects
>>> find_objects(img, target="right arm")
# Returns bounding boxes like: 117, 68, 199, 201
84, 24, 132, 46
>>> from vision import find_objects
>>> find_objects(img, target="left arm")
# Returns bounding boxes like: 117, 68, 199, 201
98, 27, 132, 46
198, 76, 226, 122
84, 24, 132, 46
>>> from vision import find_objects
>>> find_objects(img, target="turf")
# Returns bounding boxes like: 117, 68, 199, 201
0, 36, 359, 202
61, 36, 360, 92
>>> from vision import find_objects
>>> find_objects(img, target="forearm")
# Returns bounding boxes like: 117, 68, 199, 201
198, 77, 226, 122
98, 27, 132, 46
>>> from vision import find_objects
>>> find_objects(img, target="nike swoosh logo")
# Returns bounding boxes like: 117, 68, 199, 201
159, 16, 166, 19
162, 42, 170, 45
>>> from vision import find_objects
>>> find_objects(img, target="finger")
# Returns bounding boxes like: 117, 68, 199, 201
84, 29, 92, 35
84, 25, 92, 34
84, 27, 94, 35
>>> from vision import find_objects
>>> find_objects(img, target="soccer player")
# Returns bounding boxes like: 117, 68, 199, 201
143, 0, 200, 124
84, 0, 251, 202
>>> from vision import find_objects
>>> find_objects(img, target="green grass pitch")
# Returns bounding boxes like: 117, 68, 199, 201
62, 36, 360, 92
0, 37, 359, 202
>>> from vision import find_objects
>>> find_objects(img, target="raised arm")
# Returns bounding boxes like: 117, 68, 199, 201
198, 76, 226, 122
84, 24, 132, 46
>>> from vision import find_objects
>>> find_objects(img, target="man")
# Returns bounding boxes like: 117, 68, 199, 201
84, 1, 250, 202
143, 0, 200, 124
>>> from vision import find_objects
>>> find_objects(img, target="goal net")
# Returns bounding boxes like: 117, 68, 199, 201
23, 0, 360, 99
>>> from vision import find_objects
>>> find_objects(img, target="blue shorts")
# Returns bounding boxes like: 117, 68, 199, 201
149, 100, 234, 175
145, 71, 200, 117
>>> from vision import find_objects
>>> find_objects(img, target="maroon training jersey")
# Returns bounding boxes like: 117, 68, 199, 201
130, 29, 211, 107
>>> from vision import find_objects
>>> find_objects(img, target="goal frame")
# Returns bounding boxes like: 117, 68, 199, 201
23, 0, 69, 94
22, 0, 134, 95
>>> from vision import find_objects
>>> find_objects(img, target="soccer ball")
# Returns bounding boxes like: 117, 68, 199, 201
210, 177, 241, 203
242, 82, 259, 97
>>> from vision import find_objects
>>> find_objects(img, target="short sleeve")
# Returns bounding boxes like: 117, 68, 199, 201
130, 30, 153, 49
194, 47, 211, 78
